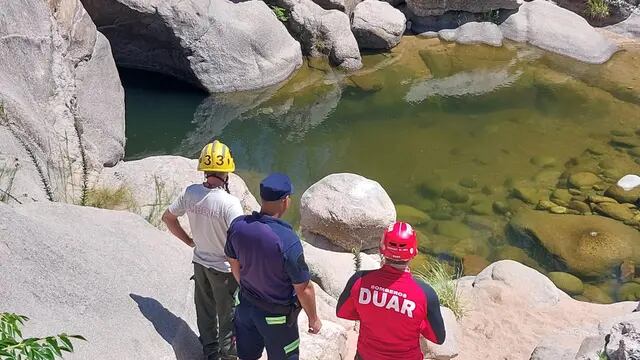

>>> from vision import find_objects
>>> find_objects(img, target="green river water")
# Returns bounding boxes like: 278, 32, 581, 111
123, 36, 640, 302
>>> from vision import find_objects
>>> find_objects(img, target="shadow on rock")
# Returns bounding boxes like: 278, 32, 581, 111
130, 294, 203, 360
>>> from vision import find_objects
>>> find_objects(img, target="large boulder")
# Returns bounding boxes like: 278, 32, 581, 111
95, 156, 260, 227
81, 0, 303, 93
0, 0, 125, 203
276, 0, 363, 70
606, 12, 640, 40
453, 261, 636, 359
302, 241, 380, 298
406, 0, 521, 16
499, 0, 619, 64
421, 307, 460, 359
509, 209, 640, 277
0, 202, 202, 359
351, 0, 406, 50
300, 173, 396, 251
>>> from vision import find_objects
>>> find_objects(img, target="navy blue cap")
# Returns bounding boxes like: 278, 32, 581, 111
260, 173, 294, 201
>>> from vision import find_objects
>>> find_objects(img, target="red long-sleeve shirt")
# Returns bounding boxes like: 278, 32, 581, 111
336, 265, 446, 360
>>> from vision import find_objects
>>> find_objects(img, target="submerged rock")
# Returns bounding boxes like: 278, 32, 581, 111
499, 0, 618, 64
438, 22, 503, 47
582, 284, 614, 304
618, 282, 640, 301
300, 173, 396, 251
616, 174, 640, 191
567, 171, 601, 188
548, 272, 584, 295
593, 202, 636, 222
83, 0, 302, 92
463, 255, 490, 276
395, 204, 431, 225
510, 209, 640, 276
436, 220, 472, 240
351, 0, 406, 50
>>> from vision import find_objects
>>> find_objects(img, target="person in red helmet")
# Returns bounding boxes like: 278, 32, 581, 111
336, 222, 446, 360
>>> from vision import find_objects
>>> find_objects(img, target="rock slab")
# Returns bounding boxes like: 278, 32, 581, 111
499, 0, 619, 64
438, 22, 503, 47
300, 173, 396, 251
82, 0, 303, 93
351, 0, 406, 50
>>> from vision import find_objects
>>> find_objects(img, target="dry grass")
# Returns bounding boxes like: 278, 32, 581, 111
414, 260, 468, 319
85, 185, 137, 211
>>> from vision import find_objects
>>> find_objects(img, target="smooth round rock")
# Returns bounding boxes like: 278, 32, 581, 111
300, 173, 396, 251
582, 284, 614, 304
548, 272, 584, 295
442, 186, 470, 204
549, 206, 568, 214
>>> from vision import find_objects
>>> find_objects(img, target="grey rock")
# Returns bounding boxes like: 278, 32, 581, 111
282, 0, 363, 70
606, 320, 640, 360
0, 0, 125, 202
97, 156, 260, 229
352, 0, 406, 50
82, 0, 303, 93
438, 22, 503, 47
606, 12, 640, 40
421, 307, 459, 359
312, 0, 361, 15
300, 173, 396, 251
302, 241, 380, 298
500, 0, 619, 64
474, 260, 565, 306
75, 33, 125, 167
407, 0, 520, 16
0, 202, 203, 360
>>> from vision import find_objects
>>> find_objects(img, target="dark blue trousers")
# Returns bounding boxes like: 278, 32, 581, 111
234, 298, 300, 360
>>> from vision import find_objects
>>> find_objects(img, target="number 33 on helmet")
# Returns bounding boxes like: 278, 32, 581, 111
198, 140, 236, 173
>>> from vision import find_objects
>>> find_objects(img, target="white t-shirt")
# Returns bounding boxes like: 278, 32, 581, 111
168, 184, 244, 272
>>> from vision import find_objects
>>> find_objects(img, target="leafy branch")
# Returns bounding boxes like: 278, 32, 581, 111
0, 313, 85, 360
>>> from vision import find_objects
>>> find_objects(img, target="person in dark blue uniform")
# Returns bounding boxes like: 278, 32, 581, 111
225, 173, 322, 360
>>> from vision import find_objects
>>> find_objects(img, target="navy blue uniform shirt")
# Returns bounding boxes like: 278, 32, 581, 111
225, 212, 311, 306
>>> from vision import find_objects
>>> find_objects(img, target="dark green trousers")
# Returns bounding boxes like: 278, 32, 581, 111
193, 263, 239, 360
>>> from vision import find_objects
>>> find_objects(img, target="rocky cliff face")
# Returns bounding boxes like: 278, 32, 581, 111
80, 0, 303, 93
0, 0, 125, 203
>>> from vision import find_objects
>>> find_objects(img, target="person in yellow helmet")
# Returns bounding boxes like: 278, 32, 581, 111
162, 140, 244, 360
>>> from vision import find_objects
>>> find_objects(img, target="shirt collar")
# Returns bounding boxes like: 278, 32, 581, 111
251, 211, 293, 230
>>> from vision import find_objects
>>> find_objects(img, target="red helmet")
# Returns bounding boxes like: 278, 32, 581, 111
380, 222, 418, 261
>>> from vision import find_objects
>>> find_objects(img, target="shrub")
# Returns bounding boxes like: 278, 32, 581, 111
586, 0, 610, 18
414, 260, 467, 320
0, 312, 85, 360
269, 5, 289, 22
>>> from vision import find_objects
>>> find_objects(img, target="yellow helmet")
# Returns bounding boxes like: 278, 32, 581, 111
198, 140, 236, 172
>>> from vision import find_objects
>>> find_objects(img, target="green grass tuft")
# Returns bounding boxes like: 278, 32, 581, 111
85, 186, 137, 211
414, 260, 468, 320
586, 0, 610, 19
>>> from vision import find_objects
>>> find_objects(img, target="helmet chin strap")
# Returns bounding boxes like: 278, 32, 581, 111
204, 174, 230, 194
